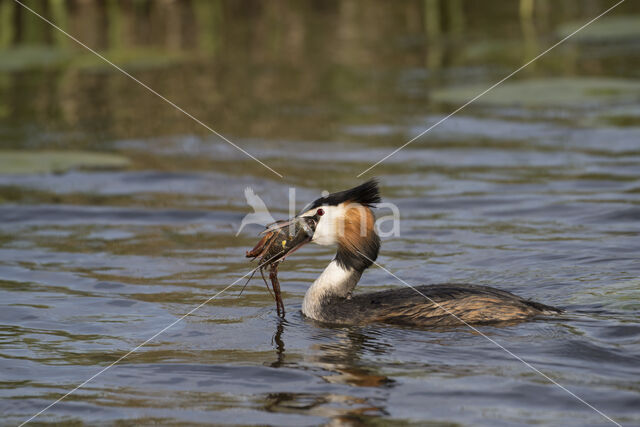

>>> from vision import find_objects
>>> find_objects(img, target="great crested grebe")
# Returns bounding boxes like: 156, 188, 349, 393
265, 179, 561, 327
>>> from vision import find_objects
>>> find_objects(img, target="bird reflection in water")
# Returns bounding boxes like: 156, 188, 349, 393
264, 319, 393, 422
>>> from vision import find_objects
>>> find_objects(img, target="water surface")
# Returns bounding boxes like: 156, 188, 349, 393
1, 1, 640, 425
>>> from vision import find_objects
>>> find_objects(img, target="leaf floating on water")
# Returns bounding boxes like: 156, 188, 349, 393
431, 78, 640, 109
0, 150, 130, 174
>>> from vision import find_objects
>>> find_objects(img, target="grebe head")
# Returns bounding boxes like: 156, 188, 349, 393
298, 179, 381, 272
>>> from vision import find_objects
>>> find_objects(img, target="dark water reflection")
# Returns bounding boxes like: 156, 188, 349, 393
1, 0, 640, 425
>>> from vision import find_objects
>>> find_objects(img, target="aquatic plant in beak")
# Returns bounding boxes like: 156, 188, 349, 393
245, 210, 323, 317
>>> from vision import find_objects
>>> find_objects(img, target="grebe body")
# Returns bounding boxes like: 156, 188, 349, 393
313, 284, 559, 326
303, 268, 559, 328
288, 180, 560, 326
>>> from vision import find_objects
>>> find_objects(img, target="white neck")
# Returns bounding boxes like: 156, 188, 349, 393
302, 260, 362, 320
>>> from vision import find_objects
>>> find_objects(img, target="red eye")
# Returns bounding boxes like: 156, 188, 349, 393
316, 208, 324, 216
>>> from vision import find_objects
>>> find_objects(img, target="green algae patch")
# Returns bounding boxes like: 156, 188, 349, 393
431, 78, 640, 109
0, 47, 74, 72
0, 150, 130, 174
0, 46, 185, 73
558, 15, 640, 42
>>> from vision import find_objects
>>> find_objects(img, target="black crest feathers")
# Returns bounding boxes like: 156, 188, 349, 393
308, 179, 381, 210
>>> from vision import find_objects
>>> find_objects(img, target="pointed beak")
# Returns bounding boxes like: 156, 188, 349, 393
247, 213, 319, 263
278, 214, 318, 260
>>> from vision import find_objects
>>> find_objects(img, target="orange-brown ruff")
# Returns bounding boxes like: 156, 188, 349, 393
297, 179, 561, 326
340, 203, 376, 255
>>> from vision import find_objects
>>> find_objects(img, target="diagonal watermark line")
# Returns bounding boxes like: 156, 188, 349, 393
14, 0, 283, 179
19, 260, 273, 427
356, 250, 621, 426
358, 0, 625, 177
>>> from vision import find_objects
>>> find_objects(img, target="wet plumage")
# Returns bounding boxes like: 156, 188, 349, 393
311, 283, 560, 326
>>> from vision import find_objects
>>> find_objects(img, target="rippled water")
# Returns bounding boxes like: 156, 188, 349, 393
1, 1, 640, 425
